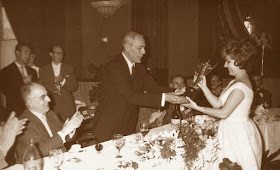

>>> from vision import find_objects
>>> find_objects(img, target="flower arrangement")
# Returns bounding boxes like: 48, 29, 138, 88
180, 117, 219, 170
134, 115, 219, 169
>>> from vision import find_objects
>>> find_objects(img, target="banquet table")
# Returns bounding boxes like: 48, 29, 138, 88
5, 124, 193, 170
254, 108, 280, 160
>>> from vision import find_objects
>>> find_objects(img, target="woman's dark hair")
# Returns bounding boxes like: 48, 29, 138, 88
221, 39, 257, 72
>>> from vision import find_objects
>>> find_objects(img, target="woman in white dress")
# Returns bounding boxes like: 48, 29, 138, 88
182, 39, 262, 170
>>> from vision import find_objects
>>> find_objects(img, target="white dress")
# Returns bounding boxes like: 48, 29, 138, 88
217, 80, 262, 170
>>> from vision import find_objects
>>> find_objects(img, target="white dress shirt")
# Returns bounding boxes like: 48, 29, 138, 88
121, 53, 166, 106
51, 62, 61, 77
30, 110, 53, 137
30, 110, 66, 143
51, 62, 66, 86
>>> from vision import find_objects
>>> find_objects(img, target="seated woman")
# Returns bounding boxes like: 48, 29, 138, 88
0, 112, 27, 169
182, 39, 262, 170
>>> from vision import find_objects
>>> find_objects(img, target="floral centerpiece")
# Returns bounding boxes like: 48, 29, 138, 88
134, 115, 219, 169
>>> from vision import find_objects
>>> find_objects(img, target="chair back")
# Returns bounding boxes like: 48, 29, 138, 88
76, 105, 98, 147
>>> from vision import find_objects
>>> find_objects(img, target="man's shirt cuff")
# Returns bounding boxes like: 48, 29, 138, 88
161, 93, 165, 107
57, 131, 66, 143
60, 78, 66, 86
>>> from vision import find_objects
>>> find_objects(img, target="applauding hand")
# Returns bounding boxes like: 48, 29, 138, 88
0, 112, 27, 156
61, 112, 84, 136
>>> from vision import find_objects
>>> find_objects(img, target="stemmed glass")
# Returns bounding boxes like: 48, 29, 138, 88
113, 134, 125, 158
49, 149, 64, 170
139, 123, 149, 141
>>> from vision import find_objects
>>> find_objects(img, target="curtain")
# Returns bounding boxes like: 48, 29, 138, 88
131, 0, 168, 70
2, 0, 82, 68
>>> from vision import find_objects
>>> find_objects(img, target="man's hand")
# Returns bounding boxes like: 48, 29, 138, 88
165, 92, 188, 104
149, 110, 166, 124
23, 75, 33, 84
181, 97, 198, 110
54, 75, 64, 85
60, 112, 84, 136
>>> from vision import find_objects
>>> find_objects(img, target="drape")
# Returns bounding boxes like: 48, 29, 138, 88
131, 0, 168, 70
2, 0, 82, 68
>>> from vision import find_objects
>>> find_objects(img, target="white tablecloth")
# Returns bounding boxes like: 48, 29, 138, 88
254, 108, 280, 160
6, 124, 190, 170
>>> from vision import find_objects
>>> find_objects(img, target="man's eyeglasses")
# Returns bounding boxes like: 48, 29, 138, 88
52, 51, 64, 55
33, 94, 48, 100
172, 82, 185, 86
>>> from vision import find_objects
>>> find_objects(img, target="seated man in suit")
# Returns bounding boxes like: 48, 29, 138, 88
16, 82, 83, 163
251, 74, 272, 108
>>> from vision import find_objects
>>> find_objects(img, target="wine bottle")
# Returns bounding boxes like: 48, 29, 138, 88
23, 138, 42, 170
171, 104, 182, 131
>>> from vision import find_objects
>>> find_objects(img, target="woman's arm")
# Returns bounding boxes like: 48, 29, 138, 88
184, 89, 244, 119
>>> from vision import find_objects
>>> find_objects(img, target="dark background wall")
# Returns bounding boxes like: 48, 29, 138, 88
2, 0, 280, 81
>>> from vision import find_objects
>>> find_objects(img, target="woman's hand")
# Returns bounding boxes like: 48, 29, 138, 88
197, 76, 207, 90
181, 97, 198, 110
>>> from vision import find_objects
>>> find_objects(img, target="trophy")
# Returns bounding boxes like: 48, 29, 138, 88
182, 60, 217, 100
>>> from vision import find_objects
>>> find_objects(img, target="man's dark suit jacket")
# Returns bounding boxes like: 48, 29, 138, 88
92, 55, 171, 142
39, 63, 77, 122
16, 109, 66, 163
0, 62, 38, 118
254, 88, 272, 107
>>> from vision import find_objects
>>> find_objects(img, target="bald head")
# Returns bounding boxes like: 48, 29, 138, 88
21, 82, 51, 113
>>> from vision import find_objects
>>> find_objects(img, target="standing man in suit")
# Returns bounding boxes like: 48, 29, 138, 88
0, 43, 38, 118
92, 31, 187, 142
16, 82, 83, 163
39, 45, 77, 122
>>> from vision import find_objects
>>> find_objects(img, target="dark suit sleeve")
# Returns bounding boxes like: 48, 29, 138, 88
39, 67, 57, 92
108, 64, 162, 107
61, 65, 77, 92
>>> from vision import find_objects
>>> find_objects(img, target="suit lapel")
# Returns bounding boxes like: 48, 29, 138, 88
47, 64, 55, 80
11, 63, 24, 80
46, 111, 59, 136
119, 56, 133, 80
26, 110, 52, 138
60, 63, 64, 76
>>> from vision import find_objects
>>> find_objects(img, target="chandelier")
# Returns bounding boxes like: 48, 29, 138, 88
90, 0, 123, 17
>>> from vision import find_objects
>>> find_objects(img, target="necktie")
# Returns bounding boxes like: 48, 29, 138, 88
131, 65, 135, 78
19, 66, 27, 77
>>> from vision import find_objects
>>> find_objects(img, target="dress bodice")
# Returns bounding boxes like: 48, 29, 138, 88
219, 80, 253, 121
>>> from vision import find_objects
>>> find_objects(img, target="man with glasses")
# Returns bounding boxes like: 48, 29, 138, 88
0, 43, 38, 118
16, 82, 83, 163
39, 45, 77, 122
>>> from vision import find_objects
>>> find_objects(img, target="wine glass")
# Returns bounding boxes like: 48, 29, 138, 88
95, 143, 103, 154
134, 133, 142, 144
113, 134, 125, 158
139, 123, 149, 141
49, 149, 64, 170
